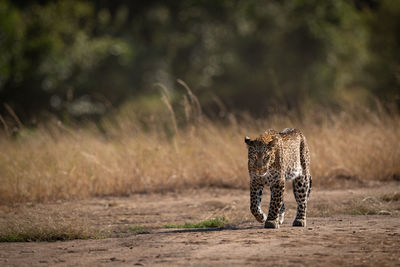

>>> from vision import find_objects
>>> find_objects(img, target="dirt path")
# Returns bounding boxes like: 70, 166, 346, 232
1, 185, 400, 266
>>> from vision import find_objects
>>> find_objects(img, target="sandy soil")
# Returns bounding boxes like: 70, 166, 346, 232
1, 185, 400, 266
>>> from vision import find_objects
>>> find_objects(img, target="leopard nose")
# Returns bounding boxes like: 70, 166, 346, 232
256, 158, 263, 168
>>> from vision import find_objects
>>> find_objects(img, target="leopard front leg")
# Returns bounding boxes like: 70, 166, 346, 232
250, 180, 267, 223
292, 175, 311, 227
264, 182, 285, 229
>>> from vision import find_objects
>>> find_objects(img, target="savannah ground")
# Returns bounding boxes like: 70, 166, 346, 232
1, 96, 400, 266
1, 184, 400, 266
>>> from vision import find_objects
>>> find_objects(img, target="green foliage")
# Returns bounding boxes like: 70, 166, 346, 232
164, 217, 227, 229
0, 0, 399, 122
361, 0, 400, 99
0, 0, 132, 119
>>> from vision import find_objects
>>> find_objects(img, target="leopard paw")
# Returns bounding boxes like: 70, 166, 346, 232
264, 220, 279, 229
292, 219, 306, 227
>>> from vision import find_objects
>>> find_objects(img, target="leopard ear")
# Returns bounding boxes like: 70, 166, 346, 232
244, 136, 251, 145
269, 135, 280, 146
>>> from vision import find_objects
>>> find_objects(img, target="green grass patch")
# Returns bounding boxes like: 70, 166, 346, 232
129, 225, 145, 232
164, 216, 227, 229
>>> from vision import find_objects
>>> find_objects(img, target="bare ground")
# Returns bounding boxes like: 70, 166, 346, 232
1, 184, 400, 266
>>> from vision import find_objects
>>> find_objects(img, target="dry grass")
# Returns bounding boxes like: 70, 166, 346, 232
0, 90, 399, 205
0, 208, 104, 242
380, 192, 400, 202
307, 196, 400, 217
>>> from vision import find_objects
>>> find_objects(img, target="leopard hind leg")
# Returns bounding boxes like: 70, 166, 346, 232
292, 175, 311, 227
292, 134, 311, 227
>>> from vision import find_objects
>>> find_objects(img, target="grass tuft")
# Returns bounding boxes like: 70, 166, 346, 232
0, 209, 106, 242
345, 196, 398, 216
129, 225, 145, 232
164, 216, 227, 229
380, 192, 400, 202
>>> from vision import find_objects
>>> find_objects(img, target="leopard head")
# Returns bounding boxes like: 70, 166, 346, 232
244, 131, 280, 176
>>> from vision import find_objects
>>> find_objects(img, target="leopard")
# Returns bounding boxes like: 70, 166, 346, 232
244, 128, 312, 229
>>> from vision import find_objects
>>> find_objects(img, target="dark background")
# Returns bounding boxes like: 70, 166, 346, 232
1, 0, 399, 124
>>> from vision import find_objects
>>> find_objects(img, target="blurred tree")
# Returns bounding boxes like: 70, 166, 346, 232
361, 0, 400, 100
0, 0, 132, 122
0, 0, 399, 123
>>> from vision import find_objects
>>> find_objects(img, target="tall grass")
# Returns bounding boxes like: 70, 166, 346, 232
0, 89, 399, 204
